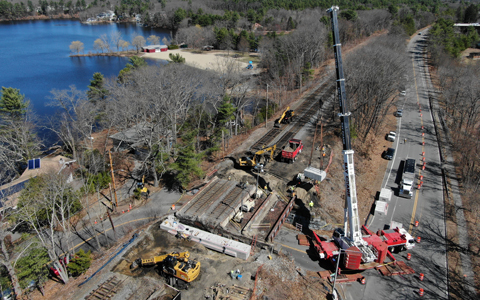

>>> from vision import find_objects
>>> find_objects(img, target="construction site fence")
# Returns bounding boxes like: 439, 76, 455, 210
267, 195, 296, 242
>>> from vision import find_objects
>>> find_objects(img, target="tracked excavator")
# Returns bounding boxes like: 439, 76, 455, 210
238, 145, 277, 168
131, 251, 200, 285
274, 106, 295, 128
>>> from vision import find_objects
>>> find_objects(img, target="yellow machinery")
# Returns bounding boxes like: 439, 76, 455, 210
274, 106, 295, 128
238, 145, 277, 167
131, 251, 200, 283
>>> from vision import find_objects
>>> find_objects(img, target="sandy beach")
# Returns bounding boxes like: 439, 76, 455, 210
143, 49, 254, 72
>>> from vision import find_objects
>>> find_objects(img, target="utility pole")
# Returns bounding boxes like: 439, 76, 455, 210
265, 84, 269, 128
108, 151, 118, 210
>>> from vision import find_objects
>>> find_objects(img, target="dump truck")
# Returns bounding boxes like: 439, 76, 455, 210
281, 139, 303, 163
399, 158, 416, 198
131, 251, 200, 285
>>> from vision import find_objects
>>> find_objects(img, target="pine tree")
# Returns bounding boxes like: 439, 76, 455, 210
67, 249, 92, 277
0, 87, 28, 120
15, 245, 49, 290
170, 130, 204, 189
87, 72, 109, 103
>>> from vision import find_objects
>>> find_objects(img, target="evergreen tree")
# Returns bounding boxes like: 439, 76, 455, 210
168, 53, 185, 63
170, 130, 204, 189
15, 245, 49, 290
118, 56, 148, 83
0, 87, 28, 120
67, 249, 92, 277
87, 72, 108, 103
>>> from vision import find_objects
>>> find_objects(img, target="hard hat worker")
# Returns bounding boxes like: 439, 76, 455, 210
309, 201, 314, 208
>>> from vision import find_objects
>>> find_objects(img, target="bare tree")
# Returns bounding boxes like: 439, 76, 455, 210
109, 31, 122, 52
119, 40, 130, 51
147, 35, 160, 45
93, 38, 107, 53
100, 34, 111, 52
48, 86, 96, 160
16, 172, 82, 284
132, 34, 146, 53
69, 41, 84, 54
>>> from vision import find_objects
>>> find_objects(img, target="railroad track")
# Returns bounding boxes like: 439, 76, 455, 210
249, 82, 335, 153
250, 128, 282, 151
85, 276, 121, 300
209, 185, 245, 220
183, 180, 232, 217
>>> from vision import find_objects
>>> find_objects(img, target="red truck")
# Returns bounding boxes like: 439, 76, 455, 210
281, 139, 303, 163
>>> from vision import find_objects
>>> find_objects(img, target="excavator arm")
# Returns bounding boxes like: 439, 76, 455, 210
132, 251, 191, 268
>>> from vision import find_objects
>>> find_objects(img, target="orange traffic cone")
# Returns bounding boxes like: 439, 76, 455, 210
415, 221, 419, 227
360, 277, 366, 285
419, 273, 424, 281
122, 210, 125, 214
416, 236, 421, 243
419, 288, 424, 296
129, 203, 132, 210
407, 253, 411, 261
95, 220, 97, 224
172, 204, 176, 210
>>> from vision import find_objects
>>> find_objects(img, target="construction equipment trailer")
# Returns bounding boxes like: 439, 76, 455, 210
312, 6, 410, 271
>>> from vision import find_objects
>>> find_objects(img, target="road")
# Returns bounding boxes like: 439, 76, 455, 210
343, 31, 449, 300
69, 187, 182, 254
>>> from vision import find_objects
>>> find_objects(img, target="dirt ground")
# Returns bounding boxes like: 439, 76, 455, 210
108, 222, 330, 300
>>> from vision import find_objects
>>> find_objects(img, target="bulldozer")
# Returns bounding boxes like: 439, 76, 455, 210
238, 145, 277, 168
274, 107, 295, 128
131, 251, 200, 286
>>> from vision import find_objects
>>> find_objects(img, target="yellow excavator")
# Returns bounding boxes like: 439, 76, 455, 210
274, 107, 295, 128
238, 145, 277, 168
131, 251, 200, 284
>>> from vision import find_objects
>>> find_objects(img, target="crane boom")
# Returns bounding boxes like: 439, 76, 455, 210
328, 6, 363, 245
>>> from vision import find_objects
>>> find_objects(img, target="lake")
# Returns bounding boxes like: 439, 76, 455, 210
0, 19, 170, 142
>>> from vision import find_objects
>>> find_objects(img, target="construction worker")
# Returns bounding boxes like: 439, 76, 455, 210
228, 176, 231, 181
404, 138, 407, 144
309, 201, 314, 209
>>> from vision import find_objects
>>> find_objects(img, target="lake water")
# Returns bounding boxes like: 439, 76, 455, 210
0, 19, 170, 142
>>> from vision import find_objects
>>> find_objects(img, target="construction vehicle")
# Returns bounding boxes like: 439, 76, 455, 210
364, 225, 415, 252
131, 251, 200, 284
399, 158, 416, 198
137, 175, 149, 199
274, 107, 295, 128
238, 145, 276, 168
281, 139, 303, 163
312, 7, 406, 271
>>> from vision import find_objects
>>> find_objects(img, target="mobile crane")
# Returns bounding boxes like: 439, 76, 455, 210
131, 251, 201, 284
312, 7, 398, 270
238, 145, 277, 168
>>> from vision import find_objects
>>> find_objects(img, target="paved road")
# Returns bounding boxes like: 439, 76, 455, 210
70, 188, 182, 253
343, 31, 449, 300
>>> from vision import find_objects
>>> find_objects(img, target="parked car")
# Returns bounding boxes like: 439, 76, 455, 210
386, 131, 396, 142
400, 91, 406, 96
383, 148, 395, 160
396, 109, 403, 117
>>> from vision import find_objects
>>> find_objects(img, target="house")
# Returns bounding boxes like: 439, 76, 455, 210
141, 45, 168, 53
0, 155, 76, 213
